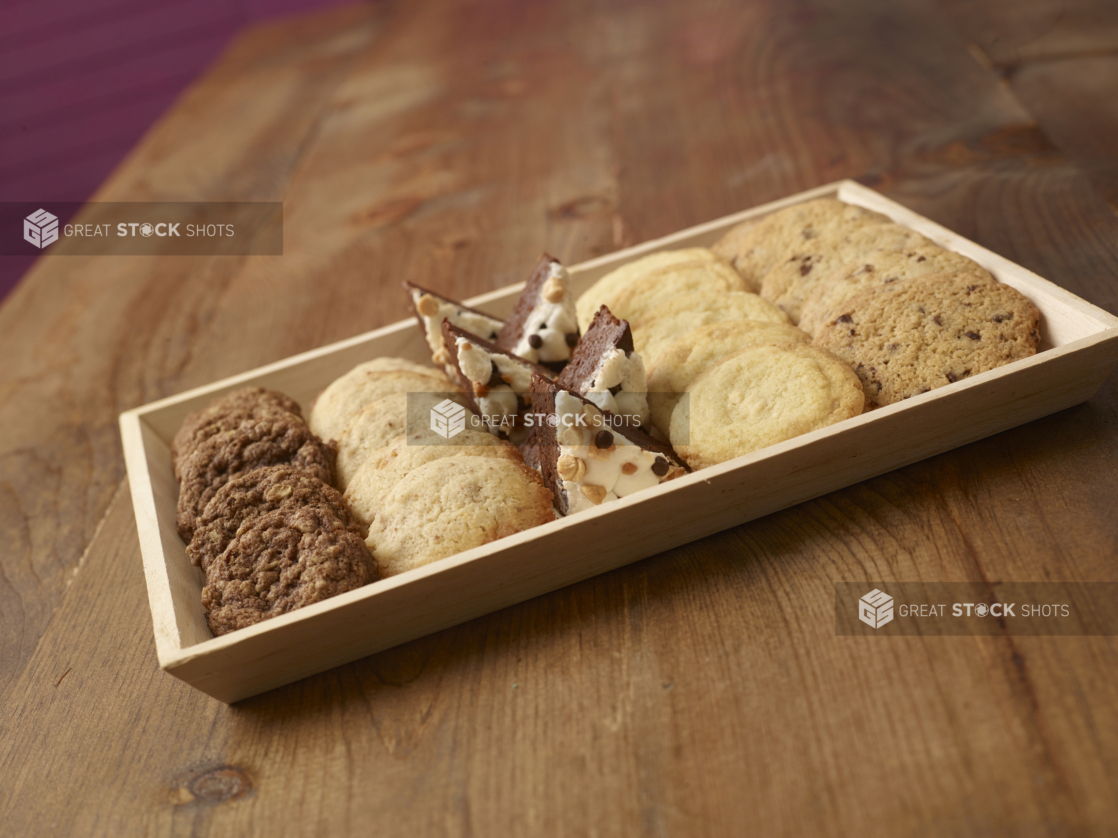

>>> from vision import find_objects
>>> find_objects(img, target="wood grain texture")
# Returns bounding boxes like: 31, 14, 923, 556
936, 0, 1118, 65
1006, 55, 1118, 212
2, 0, 1118, 834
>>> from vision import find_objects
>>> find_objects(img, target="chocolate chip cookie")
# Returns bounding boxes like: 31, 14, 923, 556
187, 465, 362, 572
796, 245, 994, 337
175, 413, 337, 541
201, 505, 377, 636
812, 271, 1040, 407
760, 222, 931, 323
713, 198, 890, 289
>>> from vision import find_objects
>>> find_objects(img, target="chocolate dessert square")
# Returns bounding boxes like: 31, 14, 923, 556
443, 321, 552, 438
530, 374, 686, 515
495, 254, 579, 371
556, 304, 650, 430
404, 281, 504, 371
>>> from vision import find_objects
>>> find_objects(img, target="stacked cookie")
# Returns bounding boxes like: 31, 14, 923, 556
574, 196, 1042, 471
576, 241, 860, 469
716, 197, 1041, 409
309, 356, 555, 578
172, 387, 377, 636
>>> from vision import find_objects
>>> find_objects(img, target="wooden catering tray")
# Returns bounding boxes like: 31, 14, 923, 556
120, 180, 1118, 703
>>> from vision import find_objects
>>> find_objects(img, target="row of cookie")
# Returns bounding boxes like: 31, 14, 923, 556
713, 198, 1042, 407
571, 245, 860, 469
305, 354, 557, 576
171, 387, 378, 636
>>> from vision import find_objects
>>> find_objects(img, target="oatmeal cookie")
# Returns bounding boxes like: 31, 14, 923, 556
175, 413, 336, 541
171, 387, 302, 479
201, 505, 377, 636
187, 465, 362, 572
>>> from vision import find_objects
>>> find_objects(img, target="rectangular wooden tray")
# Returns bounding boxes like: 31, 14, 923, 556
120, 180, 1118, 703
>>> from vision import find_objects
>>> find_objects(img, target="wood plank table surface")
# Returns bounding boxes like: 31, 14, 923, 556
2, 0, 1118, 834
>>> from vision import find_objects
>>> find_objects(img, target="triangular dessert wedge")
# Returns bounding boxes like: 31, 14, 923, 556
404, 281, 504, 372
443, 321, 553, 438
530, 374, 686, 515
496, 254, 580, 372
556, 304, 650, 430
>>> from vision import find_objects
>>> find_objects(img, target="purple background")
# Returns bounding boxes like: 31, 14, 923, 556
0, 0, 348, 302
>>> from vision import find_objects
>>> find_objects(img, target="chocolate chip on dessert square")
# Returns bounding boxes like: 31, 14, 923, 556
442, 321, 552, 437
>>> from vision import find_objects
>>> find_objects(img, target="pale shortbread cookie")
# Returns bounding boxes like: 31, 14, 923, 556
310, 365, 450, 443
605, 261, 748, 325
646, 320, 811, 435
575, 248, 720, 333
347, 356, 443, 377
343, 431, 520, 527
713, 198, 890, 289
631, 290, 791, 359
812, 272, 1039, 408
670, 343, 864, 470
797, 246, 994, 337
366, 456, 555, 577
335, 391, 470, 488
760, 222, 931, 323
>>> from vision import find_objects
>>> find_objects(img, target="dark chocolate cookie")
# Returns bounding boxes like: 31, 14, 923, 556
201, 505, 377, 636
187, 465, 363, 572
175, 413, 337, 541
171, 387, 303, 479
